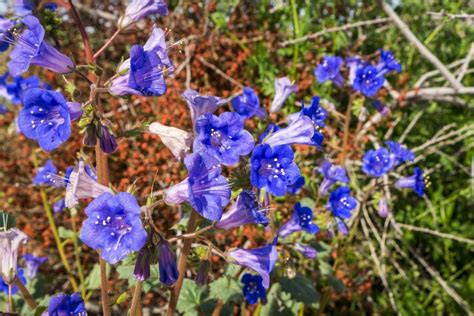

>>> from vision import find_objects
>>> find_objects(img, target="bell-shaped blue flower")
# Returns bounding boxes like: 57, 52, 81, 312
250, 144, 301, 197
362, 147, 395, 177
386, 141, 414, 166
288, 96, 327, 128
18, 88, 72, 151
270, 76, 297, 113
128, 44, 166, 96
22, 253, 47, 279
48, 293, 87, 316
278, 202, 319, 237
231, 87, 266, 119
377, 49, 402, 75
182, 88, 224, 125
0, 267, 26, 295
241, 273, 267, 305
194, 112, 255, 165
80, 192, 148, 264
318, 160, 349, 196
395, 167, 427, 197
314, 56, 344, 87
119, 0, 168, 29
264, 115, 321, 148
157, 239, 179, 286
215, 190, 269, 230
8, 16, 74, 76
227, 238, 278, 289
33, 159, 61, 187
352, 64, 385, 97
134, 246, 151, 282
327, 186, 357, 219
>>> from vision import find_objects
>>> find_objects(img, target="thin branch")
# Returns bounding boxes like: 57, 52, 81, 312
68, 0, 94, 64
456, 43, 474, 82
427, 11, 474, 20
196, 57, 245, 88
397, 223, 474, 245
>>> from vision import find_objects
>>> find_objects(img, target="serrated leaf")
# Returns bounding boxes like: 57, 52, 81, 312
280, 274, 320, 306
176, 279, 205, 315
209, 277, 243, 304
260, 283, 295, 316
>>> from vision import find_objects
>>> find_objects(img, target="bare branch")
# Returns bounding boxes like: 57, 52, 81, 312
397, 223, 474, 245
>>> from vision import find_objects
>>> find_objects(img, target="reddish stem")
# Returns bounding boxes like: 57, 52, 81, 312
68, 0, 94, 64
94, 29, 122, 60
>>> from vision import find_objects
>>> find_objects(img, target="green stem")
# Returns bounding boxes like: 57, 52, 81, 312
290, 0, 301, 80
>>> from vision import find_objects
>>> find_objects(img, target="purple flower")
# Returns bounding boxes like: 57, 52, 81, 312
18, 88, 72, 151
48, 293, 87, 316
231, 87, 266, 119
164, 152, 231, 221
215, 190, 269, 230
194, 112, 255, 165
263, 116, 320, 148
181, 89, 224, 125
134, 247, 151, 281
336, 218, 348, 236
250, 144, 301, 197
386, 141, 415, 166
395, 167, 426, 197
362, 148, 395, 177
377, 49, 402, 75
241, 273, 267, 305
227, 238, 278, 288
7, 75, 41, 105
157, 239, 178, 286
53, 198, 66, 213
327, 186, 357, 219
15, 0, 34, 16
22, 253, 47, 279
99, 125, 118, 154
0, 267, 26, 295
294, 243, 317, 259
318, 160, 349, 196
353, 64, 385, 97
270, 76, 298, 113
287, 176, 305, 194
80, 192, 148, 264
119, 0, 168, 29
149, 122, 192, 160
0, 228, 28, 283
314, 56, 344, 87
0, 17, 15, 53
278, 202, 319, 237
378, 198, 389, 218
33, 159, 61, 187
371, 100, 388, 116
8, 16, 74, 76
288, 96, 327, 128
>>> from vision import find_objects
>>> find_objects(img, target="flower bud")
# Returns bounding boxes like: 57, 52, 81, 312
157, 240, 178, 286
83, 124, 97, 147
195, 260, 210, 286
134, 247, 151, 281
99, 125, 118, 154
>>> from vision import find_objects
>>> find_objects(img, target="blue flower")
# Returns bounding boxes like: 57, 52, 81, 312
395, 167, 426, 197
231, 87, 266, 119
228, 238, 278, 288
8, 16, 74, 76
194, 112, 255, 165
318, 160, 349, 196
352, 64, 385, 97
0, 267, 26, 295
314, 56, 344, 87
377, 49, 402, 75
134, 247, 151, 282
157, 239, 179, 286
99, 125, 118, 154
294, 243, 317, 259
386, 141, 414, 166
18, 88, 72, 151
327, 186, 357, 219
128, 44, 166, 96
182, 89, 224, 125
48, 293, 87, 316
288, 96, 327, 127
53, 198, 66, 213
371, 100, 388, 116
336, 218, 348, 236
80, 192, 148, 264
33, 159, 61, 187
0, 17, 15, 52
7, 75, 41, 105
241, 273, 267, 305
250, 144, 301, 197
270, 76, 298, 113
259, 124, 280, 143
215, 190, 269, 230
278, 202, 319, 237
287, 176, 305, 194
119, 0, 168, 29
22, 253, 47, 279
362, 148, 395, 177
263, 116, 321, 148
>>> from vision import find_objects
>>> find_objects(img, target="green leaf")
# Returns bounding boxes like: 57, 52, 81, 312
115, 291, 129, 305
209, 277, 243, 304
280, 275, 320, 306
58, 227, 74, 239
85, 263, 111, 290
0, 212, 15, 230
177, 279, 205, 315
260, 283, 297, 316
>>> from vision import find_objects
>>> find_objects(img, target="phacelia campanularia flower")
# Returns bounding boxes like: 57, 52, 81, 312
378, 198, 389, 218
80, 192, 147, 264
157, 239, 179, 286
327, 186, 357, 219
386, 141, 415, 166
251, 144, 301, 197
182, 88, 224, 125
0, 267, 26, 295
294, 243, 317, 259
270, 76, 298, 113
0, 228, 28, 283
7, 75, 41, 105
241, 273, 267, 305
278, 202, 319, 237
287, 175, 305, 194
8, 16, 74, 76
194, 112, 255, 165
134, 246, 151, 282
149, 122, 192, 160
119, 0, 168, 29
318, 160, 349, 196
227, 238, 278, 289
18, 88, 73, 151
33, 159, 61, 187
352, 63, 385, 97
231, 87, 266, 119
395, 167, 427, 197
48, 293, 87, 316
377, 49, 402, 75
314, 56, 344, 87
215, 190, 269, 230
288, 96, 327, 128
22, 253, 47, 279
362, 147, 395, 177
264, 115, 321, 148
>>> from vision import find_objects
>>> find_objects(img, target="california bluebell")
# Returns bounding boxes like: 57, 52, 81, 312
8, 16, 74, 76
227, 238, 278, 288
314, 56, 344, 87
33, 159, 61, 187
157, 239, 178, 286
241, 273, 267, 305
288, 96, 327, 128
270, 76, 298, 113
47, 293, 87, 316
294, 243, 317, 259
149, 122, 192, 160
395, 167, 426, 197
215, 190, 269, 230
336, 218, 349, 236
99, 125, 118, 154
278, 202, 319, 237
80, 192, 148, 264
250, 144, 301, 197
0, 267, 26, 295
263, 116, 321, 148
377, 49, 402, 75
0, 17, 15, 52
134, 247, 151, 281
259, 124, 280, 143
327, 186, 357, 219
194, 112, 255, 165
0, 228, 28, 284
119, 0, 168, 29
22, 253, 47, 279
378, 198, 389, 218
231, 87, 266, 119
318, 160, 349, 196
352, 64, 385, 97
18, 88, 72, 151
7, 75, 41, 105
386, 141, 415, 166
181, 88, 224, 125
362, 147, 395, 177
371, 100, 388, 116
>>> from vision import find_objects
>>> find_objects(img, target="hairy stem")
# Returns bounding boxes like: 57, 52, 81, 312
94, 29, 122, 60
130, 282, 142, 315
